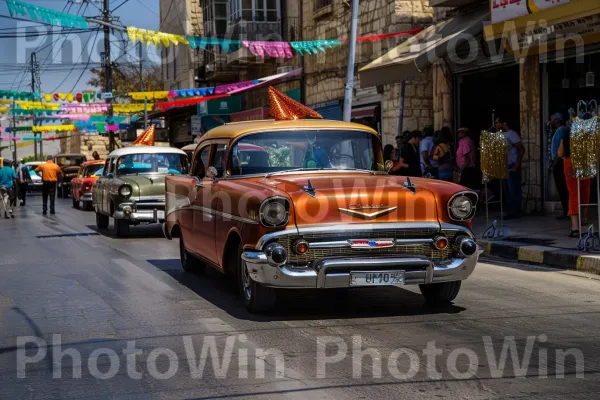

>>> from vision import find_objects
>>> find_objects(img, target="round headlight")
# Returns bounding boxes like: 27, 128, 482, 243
259, 198, 289, 227
119, 185, 132, 198
449, 194, 474, 221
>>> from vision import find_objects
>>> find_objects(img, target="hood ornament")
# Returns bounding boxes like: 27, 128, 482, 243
302, 179, 316, 197
403, 176, 416, 194
338, 206, 397, 219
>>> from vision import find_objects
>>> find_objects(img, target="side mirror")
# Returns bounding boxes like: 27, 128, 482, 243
206, 166, 218, 179
385, 160, 394, 173
106, 173, 114, 179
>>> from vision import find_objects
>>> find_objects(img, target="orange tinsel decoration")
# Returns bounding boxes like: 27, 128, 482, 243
268, 87, 322, 121
133, 125, 155, 146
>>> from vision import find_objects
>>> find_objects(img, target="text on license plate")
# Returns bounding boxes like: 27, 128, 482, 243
350, 271, 405, 286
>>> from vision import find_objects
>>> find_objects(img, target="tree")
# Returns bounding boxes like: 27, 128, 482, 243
87, 63, 163, 101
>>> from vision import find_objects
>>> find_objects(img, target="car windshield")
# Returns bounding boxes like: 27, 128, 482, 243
86, 164, 103, 177
56, 156, 85, 166
116, 153, 186, 176
230, 130, 384, 176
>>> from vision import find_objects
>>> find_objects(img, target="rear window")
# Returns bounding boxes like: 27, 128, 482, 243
57, 156, 85, 167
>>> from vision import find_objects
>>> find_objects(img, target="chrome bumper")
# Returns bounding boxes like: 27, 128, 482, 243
114, 202, 165, 223
241, 245, 483, 289
81, 193, 93, 201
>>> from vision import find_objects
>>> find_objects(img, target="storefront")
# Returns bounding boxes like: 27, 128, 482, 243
196, 95, 241, 137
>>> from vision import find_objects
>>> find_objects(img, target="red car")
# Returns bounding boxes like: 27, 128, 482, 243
71, 160, 105, 210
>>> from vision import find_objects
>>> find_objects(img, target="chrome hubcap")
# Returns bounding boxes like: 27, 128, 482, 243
241, 261, 252, 300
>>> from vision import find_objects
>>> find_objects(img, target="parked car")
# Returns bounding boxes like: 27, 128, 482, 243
23, 162, 44, 191
71, 160, 105, 210
55, 154, 87, 198
92, 146, 188, 237
182, 143, 198, 160
164, 120, 482, 313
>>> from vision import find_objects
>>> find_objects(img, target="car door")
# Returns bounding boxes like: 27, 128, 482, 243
97, 158, 113, 215
188, 144, 214, 259
73, 166, 85, 200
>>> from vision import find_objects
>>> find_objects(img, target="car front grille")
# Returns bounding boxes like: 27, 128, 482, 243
277, 228, 459, 265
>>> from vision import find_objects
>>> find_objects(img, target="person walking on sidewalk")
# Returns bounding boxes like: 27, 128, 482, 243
17, 160, 31, 206
0, 159, 17, 219
35, 155, 63, 215
497, 117, 525, 219
550, 113, 570, 220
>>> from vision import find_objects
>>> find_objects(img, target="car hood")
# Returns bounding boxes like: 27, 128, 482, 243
120, 174, 167, 198
261, 173, 439, 226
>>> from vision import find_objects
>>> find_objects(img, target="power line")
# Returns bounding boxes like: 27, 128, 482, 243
67, 30, 101, 93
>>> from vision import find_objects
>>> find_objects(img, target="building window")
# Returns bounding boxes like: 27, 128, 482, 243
204, 0, 229, 37
229, 0, 279, 22
314, 0, 332, 11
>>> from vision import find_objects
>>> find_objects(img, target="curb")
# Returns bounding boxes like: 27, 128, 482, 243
480, 239, 600, 275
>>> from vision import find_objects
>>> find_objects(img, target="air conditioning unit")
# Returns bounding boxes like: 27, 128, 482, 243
277, 66, 294, 74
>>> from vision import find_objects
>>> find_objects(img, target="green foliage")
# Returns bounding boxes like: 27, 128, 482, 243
21, 155, 45, 163
87, 64, 163, 100
267, 145, 291, 167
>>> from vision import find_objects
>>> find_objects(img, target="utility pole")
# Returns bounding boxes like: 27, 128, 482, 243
342, 0, 359, 122
31, 52, 38, 160
139, 42, 148, 129
12, 98, 17, 162
103, 0, 114, 151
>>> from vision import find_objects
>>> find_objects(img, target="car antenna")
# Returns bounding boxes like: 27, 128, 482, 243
403, 176, 416, 194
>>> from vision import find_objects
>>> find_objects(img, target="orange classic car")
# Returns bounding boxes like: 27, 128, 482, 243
164, 119, 482, 312
71, 160, 104, 210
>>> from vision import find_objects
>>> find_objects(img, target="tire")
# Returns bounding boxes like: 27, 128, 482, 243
72, 196, 78, 208
96, 211, 109, 230
179, 235, 205, 273
234, 242, 276, 313
84, 201, 93, 211
419, 281, 462, 304
114, 218, 130, 237
61, 185, 68, 198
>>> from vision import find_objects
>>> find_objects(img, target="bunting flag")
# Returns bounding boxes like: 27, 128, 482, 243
215, 80, 260, 95
127, 27, 188, 48
242, 41, 293, 58
290, 40, 342, 55
11, 109, 60, 116
340, 28, 425, 42
16, 101, 60, 110
6, 0, 88, 29
61, 103, 110, 113
128, 91, 169, 101
155, 94, 230, 112
133, 125, 156, 146
0, 90, 40, 100
187, 36, 239, 53
32, 125, 75, 132
112, 103, 154, 113
0, 107, 8, 114
169, 87, 215, 98
5, 126, 33, 132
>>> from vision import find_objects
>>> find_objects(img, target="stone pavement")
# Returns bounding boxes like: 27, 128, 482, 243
473, 208, 600, 275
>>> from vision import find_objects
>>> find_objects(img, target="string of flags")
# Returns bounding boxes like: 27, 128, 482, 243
6, 0, 88, 29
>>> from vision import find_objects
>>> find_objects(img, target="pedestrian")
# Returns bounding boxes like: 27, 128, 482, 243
384, 144, 402, 175
456, 127, 478, 189
550, 113, 570, 220
92, 151, 100, 160
556, 129, 590, 237
432, 128, 454, 182
420, 126, 437, 178
496, 117, 525, 219
17, 160, 31, 206
35, 155, 63, 216
399, 131, 423, 177
0, 159, 17, 218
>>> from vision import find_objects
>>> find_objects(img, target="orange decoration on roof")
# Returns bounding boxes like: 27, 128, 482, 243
268, 87, 322, 121
133, 124, 155, 146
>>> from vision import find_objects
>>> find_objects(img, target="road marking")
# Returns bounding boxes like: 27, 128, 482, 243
112, 258, 174, 292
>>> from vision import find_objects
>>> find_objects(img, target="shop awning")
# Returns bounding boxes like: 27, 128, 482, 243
351, 105, 377, 119
484, 0, 600, 57
359, 6, 489, 87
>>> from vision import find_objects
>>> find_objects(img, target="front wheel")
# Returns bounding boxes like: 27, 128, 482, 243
235, 243, 276, 313
179, 236, 205, 273
419, 281, 462, 304
96, 211, 109, 230
114, 218, 130, 237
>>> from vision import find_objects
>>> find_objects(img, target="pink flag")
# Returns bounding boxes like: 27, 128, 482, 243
242, 41, 293, 58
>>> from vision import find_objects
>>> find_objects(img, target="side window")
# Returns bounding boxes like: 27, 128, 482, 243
194, 146, 211, 178
212, 144, 227, 178
103, 160, 110, 176
108, 158, 116, 176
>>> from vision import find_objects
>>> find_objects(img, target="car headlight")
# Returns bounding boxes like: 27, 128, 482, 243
119, 185, 132, 198
259, 197, 289, 227
448, 192, 477, 221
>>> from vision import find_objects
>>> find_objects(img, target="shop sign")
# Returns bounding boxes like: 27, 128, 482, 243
491, 0, 574, 24
197, 96, 241, 116
230, 108, 268, 122
191, 116, 202, 135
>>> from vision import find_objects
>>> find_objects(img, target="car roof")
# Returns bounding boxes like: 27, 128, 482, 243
82, 160, 105, 167
182, 143, 198, 151
108, 146, 186, 158
201, 119, 379, 140
25, 161, 45, 166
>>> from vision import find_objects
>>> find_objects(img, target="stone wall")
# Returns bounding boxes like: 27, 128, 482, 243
520, 55, 542, 214
302, 0, 434, 145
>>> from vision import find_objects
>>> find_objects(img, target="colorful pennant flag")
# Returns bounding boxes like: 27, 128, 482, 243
155, 94, 230, 112
127, 27, 188, 48
112, 104, 154, 113
0, 90, 40, 100
187, 36, 240, 53
32, 125, 75, 132
290, 40, 342, 55
6, 0, 88, 29
128, 91, 169, 101
242, 41, 293, 58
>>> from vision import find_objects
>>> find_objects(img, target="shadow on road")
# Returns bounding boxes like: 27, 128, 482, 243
86, 224, 166, 239
148, 259, 466, 322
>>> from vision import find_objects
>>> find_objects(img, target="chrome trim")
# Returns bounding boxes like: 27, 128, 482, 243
432, 235, 449, 250
338, 206, 397, 219
188, 205, 259, 225
440, 222, 475, 239
309, 238, 434, 249
447, 190, 478, 222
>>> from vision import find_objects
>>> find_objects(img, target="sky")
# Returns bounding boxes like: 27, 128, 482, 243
0, 0, 160, 94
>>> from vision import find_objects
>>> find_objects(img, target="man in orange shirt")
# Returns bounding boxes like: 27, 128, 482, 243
35, 155, 63, 215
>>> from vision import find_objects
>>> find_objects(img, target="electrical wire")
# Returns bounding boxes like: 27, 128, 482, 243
65, 30, 101, 93
50, 29, 101, 93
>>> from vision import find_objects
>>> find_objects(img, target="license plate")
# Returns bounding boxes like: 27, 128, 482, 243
350, 271, 405, 286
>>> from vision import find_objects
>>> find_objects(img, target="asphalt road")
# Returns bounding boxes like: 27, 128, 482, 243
1, 195, 599, 399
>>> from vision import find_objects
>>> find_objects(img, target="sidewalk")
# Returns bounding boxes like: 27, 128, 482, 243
472, 209, 600, 275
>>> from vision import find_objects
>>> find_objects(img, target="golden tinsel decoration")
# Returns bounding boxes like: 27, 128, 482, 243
480, 130, 508, 179
133, 124, 156, 146
570, 117, 600, 179
268, 87, 323, 121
